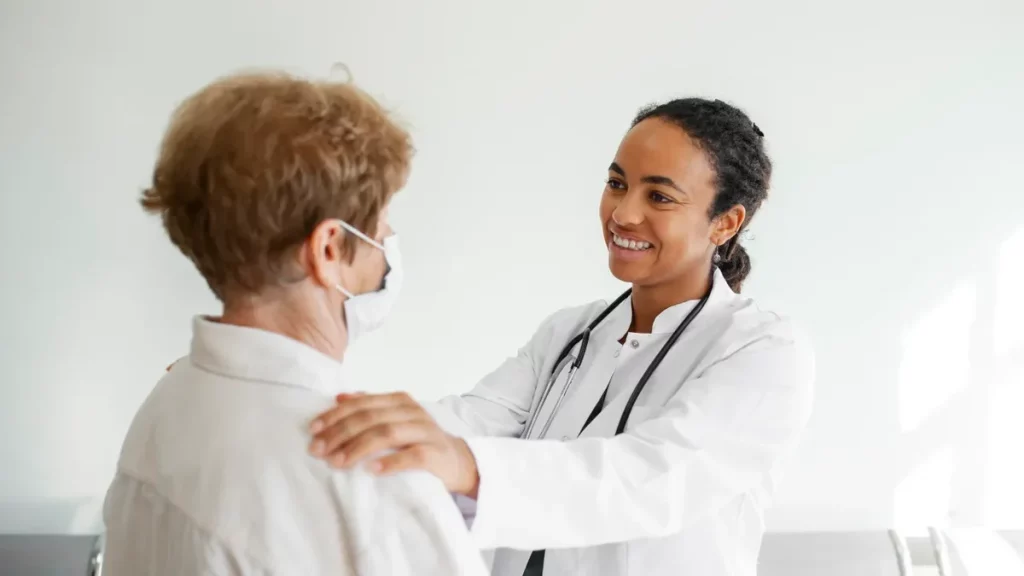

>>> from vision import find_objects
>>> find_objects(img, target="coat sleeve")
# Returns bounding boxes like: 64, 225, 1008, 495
424, 307, 578, 439
462, 326, 815, 551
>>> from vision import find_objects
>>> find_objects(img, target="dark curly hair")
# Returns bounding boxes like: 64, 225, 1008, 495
632, 98, 771, 292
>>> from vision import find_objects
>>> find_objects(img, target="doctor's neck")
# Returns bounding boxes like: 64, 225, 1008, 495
629, 267, 712, 334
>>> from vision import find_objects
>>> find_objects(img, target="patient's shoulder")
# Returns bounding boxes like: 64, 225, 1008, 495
328, 464, 456, 530
331, 467, 486, 575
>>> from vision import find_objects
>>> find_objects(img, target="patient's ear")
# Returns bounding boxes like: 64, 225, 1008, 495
305, 220, 348, 289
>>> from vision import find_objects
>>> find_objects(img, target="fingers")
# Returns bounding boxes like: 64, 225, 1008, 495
367, 436, 480, 496
313, 403, 428, 460
309, 391, 414, 434
323, 420, 437, 468
370, 445, 431, 475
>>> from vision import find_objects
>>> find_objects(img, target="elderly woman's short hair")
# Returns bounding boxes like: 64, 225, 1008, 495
141, 72, 413, 301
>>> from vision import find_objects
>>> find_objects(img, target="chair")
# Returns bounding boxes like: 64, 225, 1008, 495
0, 533, 104, 576
758, 530, 913, 576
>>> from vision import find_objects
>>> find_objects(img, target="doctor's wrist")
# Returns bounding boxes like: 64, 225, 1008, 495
451, 437, 480, 499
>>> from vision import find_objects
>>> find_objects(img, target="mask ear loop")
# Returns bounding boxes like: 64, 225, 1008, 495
334, 219, 385, 297
336, 219, 384, 250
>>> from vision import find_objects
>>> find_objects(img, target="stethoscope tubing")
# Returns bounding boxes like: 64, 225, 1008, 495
523, 275, 714, 438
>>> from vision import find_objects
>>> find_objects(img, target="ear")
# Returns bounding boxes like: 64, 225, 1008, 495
305, 219, 348, 289
710, 204, 747, 247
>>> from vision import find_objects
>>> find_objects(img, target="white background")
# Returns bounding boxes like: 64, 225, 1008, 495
1, 0, 1022, 534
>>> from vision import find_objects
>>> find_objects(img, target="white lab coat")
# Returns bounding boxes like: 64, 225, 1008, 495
427, 269, 815, 576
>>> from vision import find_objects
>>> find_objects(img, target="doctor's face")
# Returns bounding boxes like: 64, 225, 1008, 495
600, 118, 720, 288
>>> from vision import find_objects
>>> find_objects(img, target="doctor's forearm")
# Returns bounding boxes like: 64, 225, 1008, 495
465, 437, 689, 550
462, 433, 775, 551
427, 393, 527, 438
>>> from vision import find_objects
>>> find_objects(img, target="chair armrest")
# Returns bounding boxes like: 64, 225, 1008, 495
88, 533, 104, 576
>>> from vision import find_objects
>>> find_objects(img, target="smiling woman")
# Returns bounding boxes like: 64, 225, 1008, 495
308, 97, 813, 576
598, 99, 769, 335
604, 100, 769, 296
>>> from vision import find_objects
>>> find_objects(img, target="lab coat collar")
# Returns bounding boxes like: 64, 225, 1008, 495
623, 267, 736, 335
188, 316, 347, 396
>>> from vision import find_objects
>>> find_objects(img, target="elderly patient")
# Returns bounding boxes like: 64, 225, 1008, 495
102, 72, 487, 575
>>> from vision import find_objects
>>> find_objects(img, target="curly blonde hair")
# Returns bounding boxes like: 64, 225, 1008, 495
141, 71, 413, 301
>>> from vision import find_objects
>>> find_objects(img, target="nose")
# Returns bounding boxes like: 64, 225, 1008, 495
611, 189, 645, 227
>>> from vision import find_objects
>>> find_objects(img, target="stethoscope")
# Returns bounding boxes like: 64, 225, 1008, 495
522, 275, 714, 440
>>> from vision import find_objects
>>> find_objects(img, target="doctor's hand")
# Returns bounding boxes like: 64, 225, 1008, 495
308, 392, 480, 498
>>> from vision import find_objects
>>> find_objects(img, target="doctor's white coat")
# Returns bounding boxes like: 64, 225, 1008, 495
427, 269, 815, 576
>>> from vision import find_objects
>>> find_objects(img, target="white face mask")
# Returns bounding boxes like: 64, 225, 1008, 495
333, 221, 403, 343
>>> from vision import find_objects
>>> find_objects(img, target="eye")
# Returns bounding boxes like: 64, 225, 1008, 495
649, 190, 673, 204
606, 178, 626, 190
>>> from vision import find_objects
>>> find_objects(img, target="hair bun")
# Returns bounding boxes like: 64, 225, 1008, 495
718, 242, 751, 292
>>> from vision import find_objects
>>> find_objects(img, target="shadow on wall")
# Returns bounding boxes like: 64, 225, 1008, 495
762, 74, 1024, 529
770, 219, 1024, 530
892, 224, 1024, 530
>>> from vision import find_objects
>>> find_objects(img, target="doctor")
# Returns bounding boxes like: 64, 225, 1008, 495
308, 97, 815, 576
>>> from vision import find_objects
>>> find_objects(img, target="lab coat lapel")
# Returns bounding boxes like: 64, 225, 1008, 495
577, 271, 737, 439
539, 340, 618, 440
539, 299, 631, 441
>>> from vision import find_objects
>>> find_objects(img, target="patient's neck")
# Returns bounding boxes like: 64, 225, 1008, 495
220, 290, 348, 361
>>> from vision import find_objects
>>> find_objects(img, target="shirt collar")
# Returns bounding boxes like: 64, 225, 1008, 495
650, 267, 735, 333
606, 267, 737, 337
188, 316, 347, 396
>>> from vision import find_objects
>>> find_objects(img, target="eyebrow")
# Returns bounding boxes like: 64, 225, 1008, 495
608, 162, 688, 196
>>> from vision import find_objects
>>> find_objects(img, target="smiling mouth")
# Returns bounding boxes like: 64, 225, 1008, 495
611, 233, 652, 251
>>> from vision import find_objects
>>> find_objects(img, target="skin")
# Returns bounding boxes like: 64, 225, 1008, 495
170, 211, 393, 366
602, 117, 744, 331
307, 118, 746, 495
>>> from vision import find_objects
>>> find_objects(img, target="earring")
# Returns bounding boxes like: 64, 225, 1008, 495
712, 247, 722, 264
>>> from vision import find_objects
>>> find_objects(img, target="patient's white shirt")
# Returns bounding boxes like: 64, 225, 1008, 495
102, 317, 487, 576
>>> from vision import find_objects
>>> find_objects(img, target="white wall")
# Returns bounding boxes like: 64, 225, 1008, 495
2, 0, 1022, 534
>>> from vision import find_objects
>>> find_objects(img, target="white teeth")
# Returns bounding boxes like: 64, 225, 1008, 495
612, 233, 651, 251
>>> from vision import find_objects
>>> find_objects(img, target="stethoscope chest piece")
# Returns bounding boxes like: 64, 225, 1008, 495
522, 329, 590, 440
